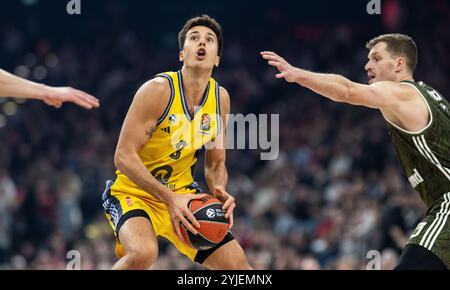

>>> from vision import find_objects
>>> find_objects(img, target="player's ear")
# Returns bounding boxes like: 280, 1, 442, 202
179, 50, 184, 62
215, 56, 220, 67
395, 57, 406, 73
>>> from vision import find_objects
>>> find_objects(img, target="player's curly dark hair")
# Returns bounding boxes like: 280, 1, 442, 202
178, 15, 223, 57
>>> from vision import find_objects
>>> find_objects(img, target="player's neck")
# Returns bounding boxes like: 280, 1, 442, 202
398, 74, 414, 83
180, 66, 211, 103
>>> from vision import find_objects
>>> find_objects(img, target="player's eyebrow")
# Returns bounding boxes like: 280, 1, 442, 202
368, 52, 381, 59
206, 32, 216, 40
188, 30, 216, 40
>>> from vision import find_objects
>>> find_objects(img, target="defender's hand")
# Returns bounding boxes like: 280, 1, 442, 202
43, 86, 100, 109
166, 193, 209, 241
261, 51, 300, 83
213, 187, 235, 230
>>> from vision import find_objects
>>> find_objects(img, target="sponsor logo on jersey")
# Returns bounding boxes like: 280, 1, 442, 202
161, 126, 171, 134
408, 168, 424, 188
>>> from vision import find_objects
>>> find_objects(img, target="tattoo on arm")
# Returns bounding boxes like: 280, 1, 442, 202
145, 126, 156, 138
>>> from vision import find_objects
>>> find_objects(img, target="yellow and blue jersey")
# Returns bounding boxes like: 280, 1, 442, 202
111, 70, 222, 200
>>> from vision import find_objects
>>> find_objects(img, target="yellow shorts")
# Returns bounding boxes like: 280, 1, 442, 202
101, 180, 199, 262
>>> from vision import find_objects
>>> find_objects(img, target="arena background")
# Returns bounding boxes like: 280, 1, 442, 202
0, 0, 449, 270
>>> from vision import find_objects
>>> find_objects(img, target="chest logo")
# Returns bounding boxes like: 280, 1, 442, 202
200, 114, 211, 131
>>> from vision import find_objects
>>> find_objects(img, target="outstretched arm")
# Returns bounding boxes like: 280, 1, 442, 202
0, 68, 99, 109
261, 51, 411, 109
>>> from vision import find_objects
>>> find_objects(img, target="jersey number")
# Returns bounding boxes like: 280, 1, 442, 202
170, 140, 187, 160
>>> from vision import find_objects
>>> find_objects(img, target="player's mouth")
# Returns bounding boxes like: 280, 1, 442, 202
367, 72, 376, 83
196, 48, 207, 60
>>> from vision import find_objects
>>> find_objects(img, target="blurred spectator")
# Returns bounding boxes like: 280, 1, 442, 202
0, 168, 18, 264
381, 248, 400, 270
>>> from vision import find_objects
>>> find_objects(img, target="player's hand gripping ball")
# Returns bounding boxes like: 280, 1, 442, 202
180, 195, 230, 250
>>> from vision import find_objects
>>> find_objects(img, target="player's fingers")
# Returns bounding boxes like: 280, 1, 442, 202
225, 202, 236, 219
75, 89, 99, 103
171, 217, 183, 241
180, 214, 198, 235
268, 60, 281, 67
276, 72, 286, 79
261, 53, 274, 59
76, 94, 99, 108
74, 94, 96, 109
260, 51, 277, 57
190, 193, 209, 200
74, 89, 100, 107
222, 195, 235, 210
175, 224, 184, 242
262, 55, 280, 62
261, 52, 283, 62
68, 95, 93, 109
181, 205, 200, 229
62, 90, 92, 108
229, 212, 234, 230
214, 189, 229, 206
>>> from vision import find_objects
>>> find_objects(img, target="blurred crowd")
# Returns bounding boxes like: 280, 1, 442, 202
0, 0, 449, 269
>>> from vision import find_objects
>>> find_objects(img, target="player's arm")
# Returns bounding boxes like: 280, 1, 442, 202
0, 68, 99, 109
204, 86, 236, 229
114, 78, 207, 239
261, 51, 411, 109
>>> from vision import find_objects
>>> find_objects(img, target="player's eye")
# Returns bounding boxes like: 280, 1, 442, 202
190, 35, 198, 41
207, 37, 213, 43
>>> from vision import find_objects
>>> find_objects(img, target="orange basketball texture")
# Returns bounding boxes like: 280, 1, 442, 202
180, 196, 230, 250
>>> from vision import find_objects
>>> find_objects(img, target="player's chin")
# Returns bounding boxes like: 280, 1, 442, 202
193, 61, 215, 70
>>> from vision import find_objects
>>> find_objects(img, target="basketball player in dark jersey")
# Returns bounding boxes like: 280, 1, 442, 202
262, 34, 450, 269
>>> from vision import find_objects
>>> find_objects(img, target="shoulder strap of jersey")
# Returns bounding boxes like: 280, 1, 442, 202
213, 80, 222, 135
154, 71, 176, 125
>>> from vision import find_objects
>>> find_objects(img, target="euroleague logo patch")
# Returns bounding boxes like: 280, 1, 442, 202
206, 208, 225, 219
206, 208, 216, 218
200, 114, 211, 131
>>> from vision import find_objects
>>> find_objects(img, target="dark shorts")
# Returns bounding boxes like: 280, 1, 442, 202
402, 192, 450, 269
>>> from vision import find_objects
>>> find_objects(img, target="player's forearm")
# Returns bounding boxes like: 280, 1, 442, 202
0, 69, 49, 99
205, 161, 228, 193
114, 150, 175, 204
292, 68, 355, 103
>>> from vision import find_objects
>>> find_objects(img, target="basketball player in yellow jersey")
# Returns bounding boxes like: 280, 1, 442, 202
102, 15, 252, 270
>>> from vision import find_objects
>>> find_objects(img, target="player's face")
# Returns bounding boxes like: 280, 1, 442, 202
365, 42, 399, 84
179, 26, 220, 70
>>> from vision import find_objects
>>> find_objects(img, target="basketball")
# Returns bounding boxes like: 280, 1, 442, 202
180, 196, 230, 250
